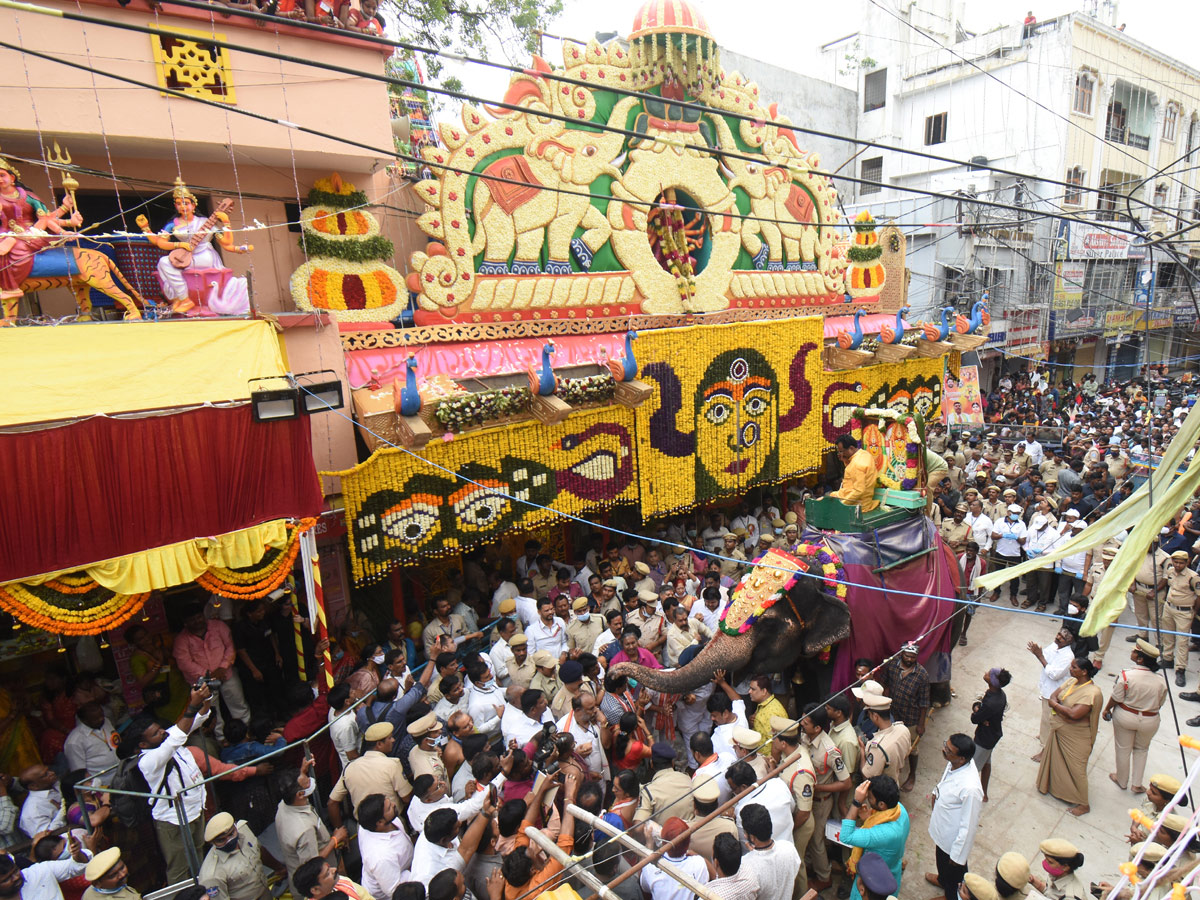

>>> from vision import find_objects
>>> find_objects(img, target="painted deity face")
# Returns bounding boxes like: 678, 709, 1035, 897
0, 169, 14, 190
694, 351, 779, 494
175, 196, 196, 218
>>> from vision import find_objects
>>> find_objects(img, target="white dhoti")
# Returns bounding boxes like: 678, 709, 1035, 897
155, 221, 223, 301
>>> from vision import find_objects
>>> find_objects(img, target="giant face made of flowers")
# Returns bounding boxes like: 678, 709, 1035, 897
633, 317, 823, 516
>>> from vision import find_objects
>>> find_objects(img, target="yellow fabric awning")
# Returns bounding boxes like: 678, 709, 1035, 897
0, 319, 287, 426
17, 519, 292, 595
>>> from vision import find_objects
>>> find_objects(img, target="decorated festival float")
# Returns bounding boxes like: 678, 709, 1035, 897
285, 0, 982, 689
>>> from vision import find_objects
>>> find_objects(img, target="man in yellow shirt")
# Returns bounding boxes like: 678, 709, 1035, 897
831, 435, 879, 511
748, 675, 787, 756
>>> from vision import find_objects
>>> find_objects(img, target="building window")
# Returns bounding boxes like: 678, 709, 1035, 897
151, 30, 236, 103
1074, 72, 1094, 115
924, 112, 948, 145
1153, 183, 1169, 210
1065, 166, 1085, 205
864, 69, 887, 112
1164, 103, 1180, 142
860, 156, 883, 194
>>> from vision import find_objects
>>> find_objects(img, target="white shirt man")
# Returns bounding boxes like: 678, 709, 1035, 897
328, 708, 361, 773
358, 817, 414, 898
639, 841, 710, 900
556, 705, 608, 781
701, 523, 731, 553
1025, 516, 1058, 561
18, 785, 65, 838
409, 833, 467, 885
407, 777, 497, 834
1038, 639, 1076, 701
693, 747, 736, 805
138, 709, 210, 827
63, 715, 119, 781
467, 680, 506, 741
488, 636, 514, 686
729, 513, 758, 550
1024, 437, 1044, 466
734, 778, 795, 843
525, 615, 568, 658
490, 580, 519, 617
8, 854, 89, 900
928, 745, 984, 874
964, 508, 993, 553
513, 594, 540, 630
1058, 521, 1088, 579
742, 828, 801, 900
501, 704, 551, 747
991, 507, 1027, 559
711, 700, 749, 758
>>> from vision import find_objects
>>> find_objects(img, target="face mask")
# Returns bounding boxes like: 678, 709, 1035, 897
1067, 604, 1079, 616
1042, 860, 1066, 877
217, 837, 239, 853
333, 650, 345, 661
577, 612, 590, 622
372, 654, 386, 665
301, 779, 317, 798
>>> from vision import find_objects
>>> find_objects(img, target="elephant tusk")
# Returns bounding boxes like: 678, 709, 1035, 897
718, 160, 736, 181
609, 150, 627, 170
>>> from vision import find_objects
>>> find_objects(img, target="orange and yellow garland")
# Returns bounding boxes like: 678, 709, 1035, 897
0, 574, 151, 636
196, 520, 311, 599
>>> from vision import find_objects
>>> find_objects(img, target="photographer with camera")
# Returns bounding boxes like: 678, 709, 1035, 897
173, 604, 250, 742
128, 681, 215, 884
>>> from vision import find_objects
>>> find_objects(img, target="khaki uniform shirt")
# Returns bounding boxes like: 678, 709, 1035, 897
829, 720, 860, 776
686, 812, 738, 859
738, 752, 770, 782
861, 722, 912, 783
274, 800, 330, 894
329, 750, 412, 811
423, 614, 468, 659
1134, 551, 1170, 594
1165, 568, 1200, 610
566, 617, 602, 653
83, 887, 140, 900
1112, 665, 1168, 714
927, 432, 948, 454
940, 519, 971, 552
636, 612, 668, 651
508, 656, 536, 689
636, 768, 694, 825
982, 499, 1007, 523
1011, 452, 1032, 477
198, 822, 270, 900
530, 671, 563, 703
807, 731, 848, 788
946, 464, 965, 491
409, 745, 446, 782
719, 548, 747, 579
1040, 459, 1065, 482
550, 685, 578, 720
778, 746, 816, 814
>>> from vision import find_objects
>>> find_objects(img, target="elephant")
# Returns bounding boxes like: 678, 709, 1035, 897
471, 95, 639, 276
711, 115, 824, 272
611, 575, 852, 695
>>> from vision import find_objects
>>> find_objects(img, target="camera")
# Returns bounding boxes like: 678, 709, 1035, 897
194, 672, 222, 692
531, 722, 572, 776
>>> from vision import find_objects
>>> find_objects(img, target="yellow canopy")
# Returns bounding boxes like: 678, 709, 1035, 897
15, 519, 292, 596
0, 319, 287, 426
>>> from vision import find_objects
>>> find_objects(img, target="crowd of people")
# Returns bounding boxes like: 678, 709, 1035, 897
0, 365, 1196, 900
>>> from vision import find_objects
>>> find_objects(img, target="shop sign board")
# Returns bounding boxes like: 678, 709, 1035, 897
1067, 223, 1146, 259
1103, 308, 1174, 337
1052, 261, 1086, 309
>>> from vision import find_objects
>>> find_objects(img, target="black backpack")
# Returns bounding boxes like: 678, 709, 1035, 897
109, 753, 177, 826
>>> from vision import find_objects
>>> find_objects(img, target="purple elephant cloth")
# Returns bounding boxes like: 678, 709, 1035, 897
807, 517, 962, 692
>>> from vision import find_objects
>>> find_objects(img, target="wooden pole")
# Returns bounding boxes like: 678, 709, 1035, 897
568, 806, 719, 900
575, 746, 806, 900
523, 827, 619, 900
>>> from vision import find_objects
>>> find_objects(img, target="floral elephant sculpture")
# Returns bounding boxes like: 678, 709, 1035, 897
472, 94, 638, 276
712, 114, 829, 272
612, 563, 852, 694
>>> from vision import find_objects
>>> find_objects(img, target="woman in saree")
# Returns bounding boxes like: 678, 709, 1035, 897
1036, 656, 1103, 816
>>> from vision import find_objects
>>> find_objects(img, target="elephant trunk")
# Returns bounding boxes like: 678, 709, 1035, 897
611, 630, 753, 694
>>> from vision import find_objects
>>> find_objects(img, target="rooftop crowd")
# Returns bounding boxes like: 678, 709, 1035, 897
0, 363, 1198, 900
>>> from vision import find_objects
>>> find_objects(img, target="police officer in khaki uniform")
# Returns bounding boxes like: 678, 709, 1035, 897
800, 705, 850, 893
506, 634, 536, 688
566, 597, 602, 655
199, 813, 270, 900
685, 776, 738, 859
732, 727, 770, 781
719, 532, 747, 579
771, 518, 790, 550
940, 504, 972, 554
529, 650, 563, 702
636, 742, 694, 826
326, 722, 412, 829
1162, 551, 1200, 686
771, 716, 816, 898
1126, 548, 1170, 642
1102, 639, 1168, 792
407, 712, 447, 782
1081, 546, 1119, 667
82, 848, 140, 900
858, 694, 912, 785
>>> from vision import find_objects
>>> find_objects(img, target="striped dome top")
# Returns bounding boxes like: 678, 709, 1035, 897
629, 0, 713, 40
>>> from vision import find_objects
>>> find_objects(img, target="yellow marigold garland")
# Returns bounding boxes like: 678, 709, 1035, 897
0, 578, 151, 635
196, 519, 313, 599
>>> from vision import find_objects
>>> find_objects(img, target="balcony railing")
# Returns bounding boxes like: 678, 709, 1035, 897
1103, 123, 1151, 150
1127, 133, 1151, 150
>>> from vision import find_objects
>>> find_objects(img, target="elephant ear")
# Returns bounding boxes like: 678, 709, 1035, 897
786, 578, 852, 655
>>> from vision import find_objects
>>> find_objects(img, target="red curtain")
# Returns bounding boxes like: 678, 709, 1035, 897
0, 406, 324, 583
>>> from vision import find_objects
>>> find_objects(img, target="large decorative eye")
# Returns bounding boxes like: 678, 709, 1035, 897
582, 145, 597, 157
380, 495, 441, 548
704, 393, 733, 425
449, 482, 511, 532
743, 387, 771, 417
